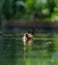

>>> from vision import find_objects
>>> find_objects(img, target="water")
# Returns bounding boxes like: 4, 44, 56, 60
0, 33, 58, 65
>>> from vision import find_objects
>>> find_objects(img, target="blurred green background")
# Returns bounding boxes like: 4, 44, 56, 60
0, 0, 58, 65
0, 0, 58, 21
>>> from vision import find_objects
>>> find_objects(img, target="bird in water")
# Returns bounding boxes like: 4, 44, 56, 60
22, 31, 33, 46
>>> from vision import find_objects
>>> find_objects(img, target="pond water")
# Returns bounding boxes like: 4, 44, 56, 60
0, 33, 58, 65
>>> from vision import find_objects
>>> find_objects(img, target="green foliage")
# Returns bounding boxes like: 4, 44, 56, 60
0, 0, 58, 21
3, 0, 10, 19
47, 0, 56, 15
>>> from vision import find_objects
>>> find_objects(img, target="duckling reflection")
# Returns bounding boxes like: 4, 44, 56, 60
23, 46, 32, 65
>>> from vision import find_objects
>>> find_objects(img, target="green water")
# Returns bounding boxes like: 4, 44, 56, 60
0, 33, 58, 65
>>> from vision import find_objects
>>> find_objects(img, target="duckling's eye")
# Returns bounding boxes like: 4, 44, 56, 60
26, 34, 28, 37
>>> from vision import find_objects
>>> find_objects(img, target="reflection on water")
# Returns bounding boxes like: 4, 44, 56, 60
0, 33, 58, 65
